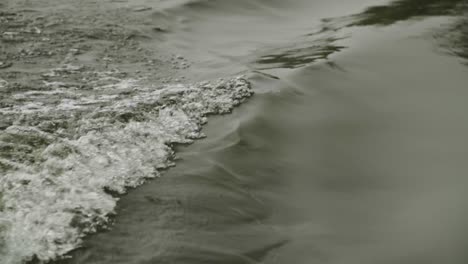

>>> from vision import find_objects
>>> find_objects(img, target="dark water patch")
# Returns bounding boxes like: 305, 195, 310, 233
351, 0, 467, 26
437, 12, 468, 63
255, 38, 346, 70
314, 0, 468, 31
251, 71, 280, 80
243, 240, 288, 262
256, 0, 468, 71
452, 20, 468, 62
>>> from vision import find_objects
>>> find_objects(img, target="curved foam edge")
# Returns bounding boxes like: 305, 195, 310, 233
0, 74, 253, 263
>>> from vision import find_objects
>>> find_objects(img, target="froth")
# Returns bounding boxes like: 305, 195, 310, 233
0, 71, 252, 263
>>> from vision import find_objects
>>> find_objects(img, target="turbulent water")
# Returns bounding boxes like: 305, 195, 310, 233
2, 0, 468, 263
0, 73, 252, 262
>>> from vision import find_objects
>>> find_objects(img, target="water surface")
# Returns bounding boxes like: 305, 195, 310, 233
54, 0, 468, 263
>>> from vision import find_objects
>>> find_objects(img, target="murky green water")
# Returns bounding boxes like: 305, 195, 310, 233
51, 0, 468, 263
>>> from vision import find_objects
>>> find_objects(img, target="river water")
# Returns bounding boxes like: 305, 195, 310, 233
5, 0, 468, 263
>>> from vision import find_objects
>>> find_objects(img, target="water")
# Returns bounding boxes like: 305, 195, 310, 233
2, 0, 468, 263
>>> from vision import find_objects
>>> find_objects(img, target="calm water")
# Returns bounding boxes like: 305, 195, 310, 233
55, 0, 468, 263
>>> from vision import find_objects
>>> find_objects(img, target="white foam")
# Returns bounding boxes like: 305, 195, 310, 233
0, 74, 252, 263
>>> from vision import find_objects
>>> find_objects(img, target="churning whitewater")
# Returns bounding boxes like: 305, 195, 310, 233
0, 64, 252, 263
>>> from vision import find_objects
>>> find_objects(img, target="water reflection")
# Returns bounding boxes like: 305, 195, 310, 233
438, 12, 468, 63
255, 0, 468, 70
351, 0, 466, 26
254, 37, 345, 70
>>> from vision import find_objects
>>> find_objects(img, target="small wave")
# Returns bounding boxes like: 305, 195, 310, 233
0, 66, 253, 263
